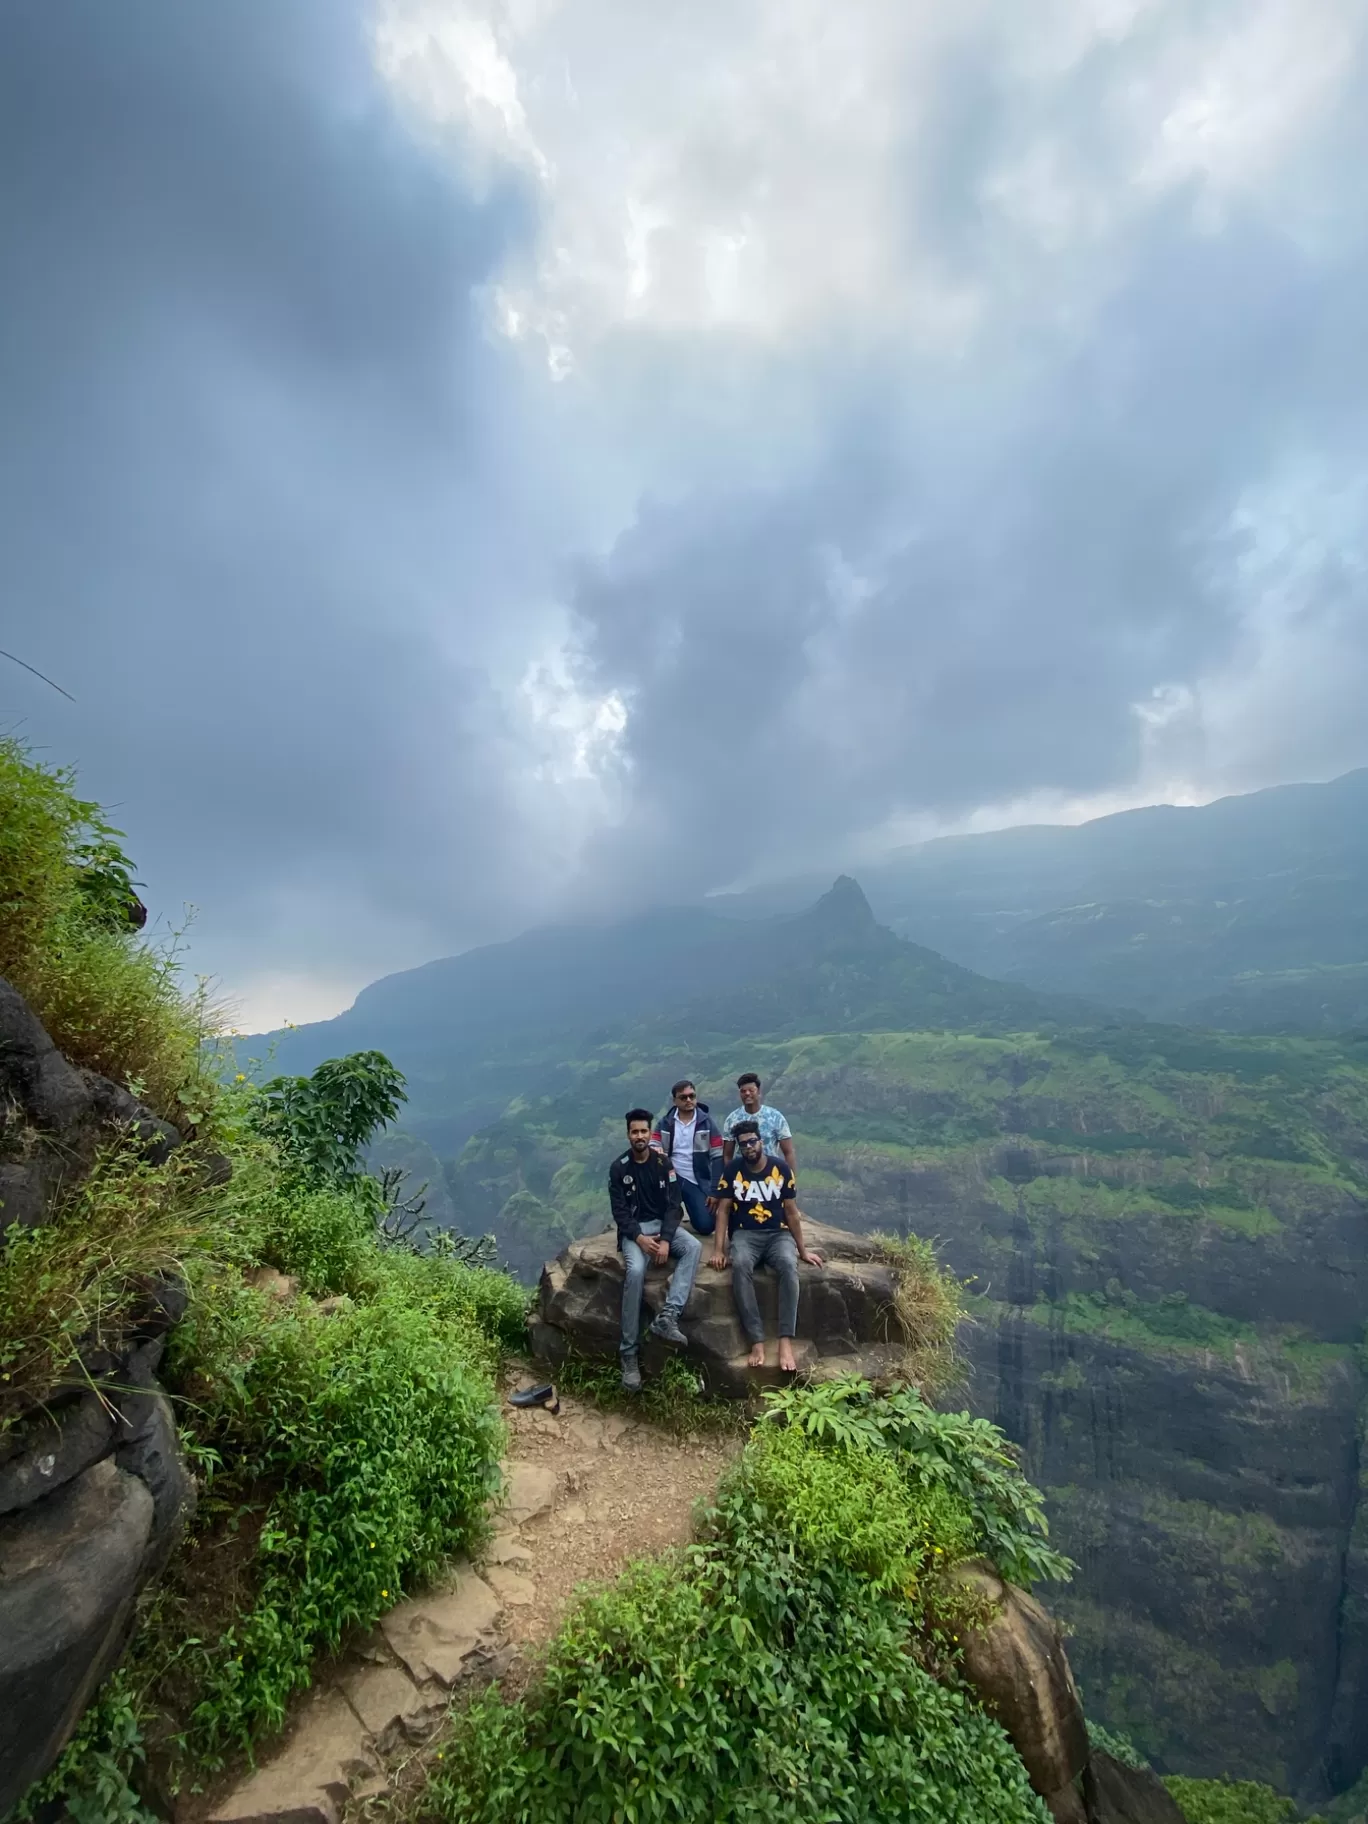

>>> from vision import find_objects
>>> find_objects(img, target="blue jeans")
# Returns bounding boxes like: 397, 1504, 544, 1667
677, 1176, 716, 1236
729, 1228, 800, 1344
621, 1221, 702, 1358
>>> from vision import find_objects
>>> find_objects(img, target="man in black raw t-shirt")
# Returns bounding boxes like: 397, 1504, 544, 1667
608, 1108, 702, 1392
708, 1117, 824, 1373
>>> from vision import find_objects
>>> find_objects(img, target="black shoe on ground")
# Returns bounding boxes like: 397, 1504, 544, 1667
649, 1310, 688, 1347
508, 1382, 558, 1411
621, 1354, 643, 1393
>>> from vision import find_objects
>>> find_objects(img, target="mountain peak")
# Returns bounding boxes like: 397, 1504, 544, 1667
805, 874, 877, 932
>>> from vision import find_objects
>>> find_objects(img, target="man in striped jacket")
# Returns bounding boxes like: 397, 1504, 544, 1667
651, 1079, 725, 1236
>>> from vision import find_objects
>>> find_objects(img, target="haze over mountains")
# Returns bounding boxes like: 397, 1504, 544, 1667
243, 768, 1368, 1144
724, 767, 1368, 1032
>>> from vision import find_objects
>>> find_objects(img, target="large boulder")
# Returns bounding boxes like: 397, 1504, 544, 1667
1084, 1753, 1187, 1823
532, 1220, 914, 1396
955, 1562, 1091, 1823
0, 1460, 155, 1815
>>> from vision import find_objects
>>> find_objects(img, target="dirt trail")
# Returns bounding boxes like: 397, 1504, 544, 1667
484, 1362, 740, 1661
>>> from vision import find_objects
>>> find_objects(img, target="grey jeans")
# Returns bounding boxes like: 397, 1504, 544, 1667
729, 1227, 799, 1343
621, 1221, 702, 1358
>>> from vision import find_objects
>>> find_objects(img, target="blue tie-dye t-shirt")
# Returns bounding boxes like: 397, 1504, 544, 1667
723, 1103, 792, 1156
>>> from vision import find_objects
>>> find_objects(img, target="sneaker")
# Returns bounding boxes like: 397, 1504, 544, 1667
620, 1354, 643, 1393
649, 1310, 688, 1347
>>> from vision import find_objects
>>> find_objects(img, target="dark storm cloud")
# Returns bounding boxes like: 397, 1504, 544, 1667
566, 70, 1368, 882
0, 0, 548, 1000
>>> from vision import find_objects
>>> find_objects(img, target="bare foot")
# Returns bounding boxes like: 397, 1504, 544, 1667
747, 1341, 766, 1369
777, 1339, 797, 1373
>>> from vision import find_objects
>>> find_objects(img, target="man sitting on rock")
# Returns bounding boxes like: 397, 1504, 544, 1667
708, 1117, 824, 1373
609, 1108, 702, 1392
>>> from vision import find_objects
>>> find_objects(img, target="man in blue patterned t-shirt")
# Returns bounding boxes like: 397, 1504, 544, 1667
722, 1073, 797, 1180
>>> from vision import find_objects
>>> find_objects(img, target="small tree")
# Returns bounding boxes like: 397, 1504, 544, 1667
253, 1051, 407, 1190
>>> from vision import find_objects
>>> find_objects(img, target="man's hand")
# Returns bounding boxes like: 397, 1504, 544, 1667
799, 1248, 824, 1268
646, 1236, 670, 1264
708, 1245, 728, 1271
705, 1195, 718, 1213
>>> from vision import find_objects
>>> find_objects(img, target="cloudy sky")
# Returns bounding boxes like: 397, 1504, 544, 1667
5, 0, 1368, 1029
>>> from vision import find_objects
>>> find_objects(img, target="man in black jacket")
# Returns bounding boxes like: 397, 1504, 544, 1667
609, 1108, 702, 1391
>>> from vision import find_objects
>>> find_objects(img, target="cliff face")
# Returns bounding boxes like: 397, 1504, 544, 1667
776, 1042, 1368, 1801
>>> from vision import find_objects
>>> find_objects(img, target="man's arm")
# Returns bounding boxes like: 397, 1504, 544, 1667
649, 1108, 670, 1154
779, 1136, 797, 1178
782, 1200, 823, 1267
708, 1196, 733, 1266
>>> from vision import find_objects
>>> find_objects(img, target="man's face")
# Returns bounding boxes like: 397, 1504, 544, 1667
628, 1119, 651, 1152
739, 1080, 761, 1113
674, 1085, 697, 1115
738, 1130, 764, 1165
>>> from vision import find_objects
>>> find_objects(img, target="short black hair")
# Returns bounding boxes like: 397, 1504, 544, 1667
625, 1108, 654, 1129
731, 1117, 761, 1140
736, 1072, 761, 1090
671, 1078, 696, 1098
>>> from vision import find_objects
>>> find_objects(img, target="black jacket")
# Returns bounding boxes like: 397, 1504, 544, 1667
608, 1148, 682, 1247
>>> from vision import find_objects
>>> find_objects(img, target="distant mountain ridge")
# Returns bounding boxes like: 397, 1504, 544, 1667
739, 769, 1368, 1032
237, 877, 1097, 1154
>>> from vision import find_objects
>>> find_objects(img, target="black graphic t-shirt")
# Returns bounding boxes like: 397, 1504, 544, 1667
717, 1153, 796, 1231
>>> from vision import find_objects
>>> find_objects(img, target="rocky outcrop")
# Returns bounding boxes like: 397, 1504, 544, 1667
531, 1221, 912, 1396
0, 980, 196, 1816
0, 974, 182, 1235
957, 1561, 1091, 1823
1084, 1754, 1186, 1823
0, 1326, 196, 1813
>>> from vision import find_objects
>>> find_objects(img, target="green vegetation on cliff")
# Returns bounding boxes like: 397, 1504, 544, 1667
420, 1379, 1063, 1824
0, 732, 212, 1115
1, 742, 526, 1818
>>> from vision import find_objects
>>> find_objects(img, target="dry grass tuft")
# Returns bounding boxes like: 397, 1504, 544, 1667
868, 1231, 967, 1400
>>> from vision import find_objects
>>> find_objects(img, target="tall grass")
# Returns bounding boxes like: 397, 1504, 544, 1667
0, 735, 208, 1116
0, 1141, 216, 1432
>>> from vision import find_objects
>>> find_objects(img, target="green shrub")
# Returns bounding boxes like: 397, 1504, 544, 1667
251, 1051, 407, 1189
1163, 1775, 1321, 1823
742, 1419, 973, 1594
14, 1669, 155, 1824
424, 1543, 1050, 1824
165, 1276, 504, 1757
419, 1381, 1068, 1823
761, 1376, 1074, 1588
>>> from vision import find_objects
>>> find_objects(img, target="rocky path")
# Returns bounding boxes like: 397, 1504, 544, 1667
205, 1365, 739, 1824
